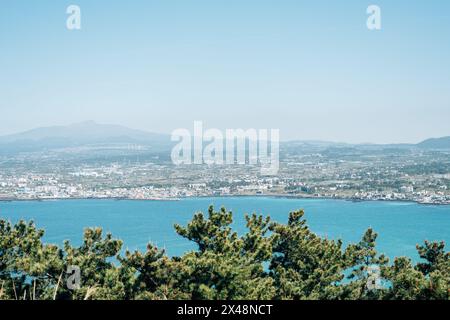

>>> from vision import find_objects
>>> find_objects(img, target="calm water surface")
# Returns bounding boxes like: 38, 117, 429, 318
0, 197, 448, 260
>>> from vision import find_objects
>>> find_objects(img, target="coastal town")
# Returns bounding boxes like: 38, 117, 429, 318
1, 145, 449, 205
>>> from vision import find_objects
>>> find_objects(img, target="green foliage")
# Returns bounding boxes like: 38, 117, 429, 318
174, 206, 275, 300
344, 228, 389, 299
380, 241, 449, 300
0, 206, 448, 300
269, 210, 347, 299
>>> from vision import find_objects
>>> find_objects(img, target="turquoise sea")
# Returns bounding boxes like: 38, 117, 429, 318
0, 197, 449, 261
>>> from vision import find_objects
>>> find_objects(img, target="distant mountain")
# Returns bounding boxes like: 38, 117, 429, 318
0, 121, 171, 154
0, 121, 167, 143
417, 136, 450, 149
1, 121, 449, 155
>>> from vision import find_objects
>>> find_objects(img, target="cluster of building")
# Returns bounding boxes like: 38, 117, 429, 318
1, 170, 449, 205
1, 146, 450, 205
352, 190, 450, 204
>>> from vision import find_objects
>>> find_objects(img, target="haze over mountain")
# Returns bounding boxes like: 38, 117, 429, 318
417, 137, 450, 150
0, 121, 168, 143
0, 121, 449, 155
0, 121, 171, 155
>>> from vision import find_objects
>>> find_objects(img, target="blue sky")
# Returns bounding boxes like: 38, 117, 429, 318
1, 0, 449, 143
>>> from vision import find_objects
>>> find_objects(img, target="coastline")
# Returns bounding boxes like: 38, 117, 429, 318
0, 194, 449, 206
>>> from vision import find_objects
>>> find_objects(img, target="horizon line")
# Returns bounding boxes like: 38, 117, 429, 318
0, 120, 447, 146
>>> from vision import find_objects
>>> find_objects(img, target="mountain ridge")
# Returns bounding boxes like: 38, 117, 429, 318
0, 121, 449, 151
0, 121, 168, 143
417, 136, 450, 149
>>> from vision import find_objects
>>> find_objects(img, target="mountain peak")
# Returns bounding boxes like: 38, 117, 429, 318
418, 136, 450, 149
0, 122, 168, 145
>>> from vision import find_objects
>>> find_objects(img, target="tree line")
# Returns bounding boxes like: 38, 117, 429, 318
0, 206, 448, 300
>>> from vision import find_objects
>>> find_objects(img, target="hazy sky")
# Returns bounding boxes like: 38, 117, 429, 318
1, 0, 449, 143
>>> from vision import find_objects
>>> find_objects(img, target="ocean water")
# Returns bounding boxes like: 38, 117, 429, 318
0, 197, 448, 261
